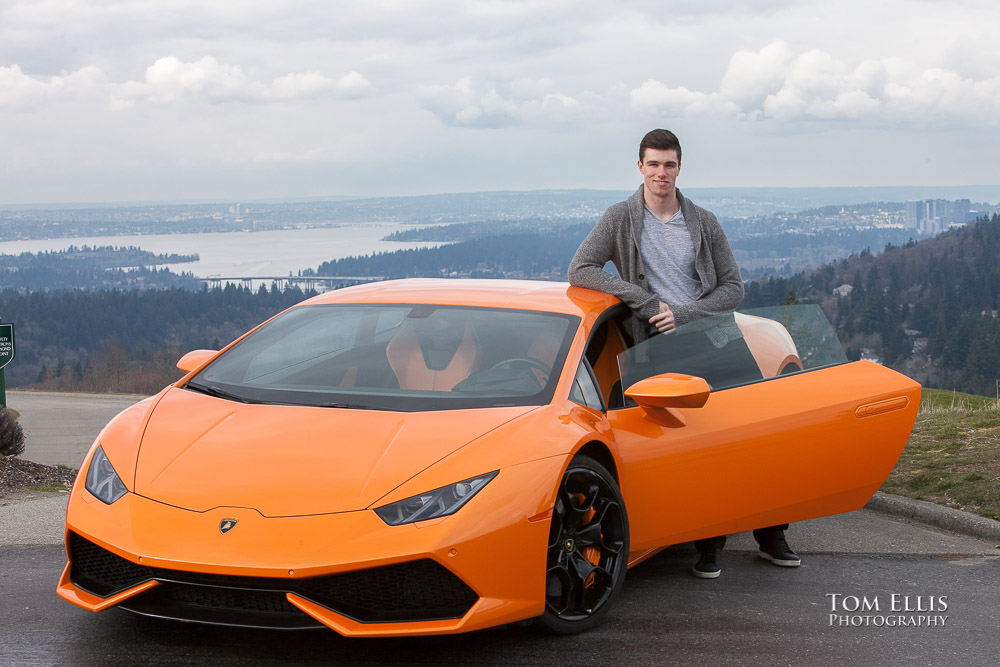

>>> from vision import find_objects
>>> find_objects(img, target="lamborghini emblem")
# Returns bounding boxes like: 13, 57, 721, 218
219, 518, 239, 534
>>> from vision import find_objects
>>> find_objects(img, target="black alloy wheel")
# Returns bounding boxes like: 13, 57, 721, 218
537, 455, 629, 633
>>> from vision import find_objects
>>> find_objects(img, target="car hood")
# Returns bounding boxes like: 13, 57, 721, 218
133, 387, 537, 517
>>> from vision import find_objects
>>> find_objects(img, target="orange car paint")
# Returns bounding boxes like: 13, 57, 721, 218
58, 279, 920, 636
131, 390, 541, 516
612, 360, 918, 549
62, 455, 564, 635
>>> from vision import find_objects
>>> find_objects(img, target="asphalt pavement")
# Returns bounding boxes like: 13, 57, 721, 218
2, 390, 999, 665
6, 389, 147, 468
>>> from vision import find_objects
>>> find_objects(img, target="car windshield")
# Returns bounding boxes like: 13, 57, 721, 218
617, 304, 847, 401
187, 304, 578, 411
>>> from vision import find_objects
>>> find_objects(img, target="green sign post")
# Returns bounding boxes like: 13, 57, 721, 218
0, 322, 14, 408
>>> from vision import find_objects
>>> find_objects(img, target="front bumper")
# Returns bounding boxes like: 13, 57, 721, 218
57, 457, 564, 637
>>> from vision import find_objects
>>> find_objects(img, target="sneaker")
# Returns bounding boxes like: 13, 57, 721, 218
692, 551, 722, 579
757, 535, 801, 567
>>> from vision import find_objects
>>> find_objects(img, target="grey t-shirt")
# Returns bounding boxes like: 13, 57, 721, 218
640, 205, 703, 306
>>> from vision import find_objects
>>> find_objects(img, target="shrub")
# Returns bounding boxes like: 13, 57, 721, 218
0, 407, 25, 456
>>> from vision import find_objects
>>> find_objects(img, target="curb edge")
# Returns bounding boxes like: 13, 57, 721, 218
865, 491, 1000, 543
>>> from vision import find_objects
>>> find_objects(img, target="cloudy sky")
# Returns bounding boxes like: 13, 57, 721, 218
2, 0, 999, 204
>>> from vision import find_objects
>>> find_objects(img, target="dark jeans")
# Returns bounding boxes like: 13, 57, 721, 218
694, 524, 790, 554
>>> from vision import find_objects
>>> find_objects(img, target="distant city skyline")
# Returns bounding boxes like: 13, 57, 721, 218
904, 199, 974, 234
2, 1, 1000, 205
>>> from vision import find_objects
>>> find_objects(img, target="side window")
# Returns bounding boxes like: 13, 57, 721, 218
569, 361, 603, 410
616, 306, 845, 394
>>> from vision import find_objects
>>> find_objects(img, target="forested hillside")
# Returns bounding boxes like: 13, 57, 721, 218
316, 224, 591, 280
744, 214, 1000, 394
0, 246, 200, 290
0, 285, 314, 393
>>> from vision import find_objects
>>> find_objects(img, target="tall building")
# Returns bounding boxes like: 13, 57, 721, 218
953, 199, 972, 223
904, 198, 972, 233
904, 201, 920, 230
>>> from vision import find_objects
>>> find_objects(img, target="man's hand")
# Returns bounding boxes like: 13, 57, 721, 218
649, 301, 676, 333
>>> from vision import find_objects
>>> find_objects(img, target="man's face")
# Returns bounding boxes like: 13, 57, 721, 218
638, 148, 681, 199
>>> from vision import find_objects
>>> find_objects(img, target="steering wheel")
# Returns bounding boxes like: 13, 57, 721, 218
489, 357, 552, 384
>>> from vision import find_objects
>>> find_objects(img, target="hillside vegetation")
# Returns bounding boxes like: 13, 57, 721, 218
745, 214, 1000, 395
0, 284, 314, 393
885, 389, 1000, 521
317, 224, 591, 281
0, 246, 200, 290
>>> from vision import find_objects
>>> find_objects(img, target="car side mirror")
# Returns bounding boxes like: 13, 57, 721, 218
624, 373, 711, 427
176, 349, 218, 373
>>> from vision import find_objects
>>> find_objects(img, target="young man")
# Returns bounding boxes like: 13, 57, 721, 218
567, 128, 799, 579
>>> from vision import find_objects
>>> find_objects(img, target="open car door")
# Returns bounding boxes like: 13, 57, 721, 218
605, 305, 920, 551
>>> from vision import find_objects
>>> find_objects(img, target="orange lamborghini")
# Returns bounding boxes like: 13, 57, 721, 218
58, 279, 919, 636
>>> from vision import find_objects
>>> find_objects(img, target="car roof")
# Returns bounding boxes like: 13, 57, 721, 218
300, 278, 622, 319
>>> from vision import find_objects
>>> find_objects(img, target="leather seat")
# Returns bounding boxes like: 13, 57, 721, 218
386, 320, 481, 391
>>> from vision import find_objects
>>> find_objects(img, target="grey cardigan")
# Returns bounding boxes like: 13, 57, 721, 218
568, 186, 744, 343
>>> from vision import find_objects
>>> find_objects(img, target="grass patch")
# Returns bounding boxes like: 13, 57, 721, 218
882, 388, 1000, 521
3, 408, 19, 420
26, 484, 71, 492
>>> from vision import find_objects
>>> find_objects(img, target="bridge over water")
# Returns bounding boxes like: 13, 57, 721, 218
202, 275, 386, 292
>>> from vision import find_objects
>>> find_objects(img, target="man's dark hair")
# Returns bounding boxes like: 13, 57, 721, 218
639, 129, 682, 164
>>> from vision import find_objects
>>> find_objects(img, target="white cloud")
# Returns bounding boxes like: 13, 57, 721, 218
630, 80, 741, 119
417, 78, 565, 128
756, 47, 1000, 125
416, 76, 618, 129
719, 41, 794, 111
761, 49, 879, 121
627, 41, 1000, 127
128, 56, 264, 103
113, 56, 375, 106
332, 71, 376, 99
0, 63, 107, 109
0, 65, 46, 109
1, 55, 375, 111
846, 60, 891, 99
417, 77, 520, 128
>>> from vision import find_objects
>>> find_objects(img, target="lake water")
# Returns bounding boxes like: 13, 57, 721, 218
0, 223, 442, 286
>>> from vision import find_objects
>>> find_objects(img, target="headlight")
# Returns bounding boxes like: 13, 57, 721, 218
85, 446, 128, 505
374, 471, 498, 526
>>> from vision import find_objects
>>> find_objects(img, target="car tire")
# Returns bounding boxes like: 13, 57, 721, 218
535, 455, 629, 634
